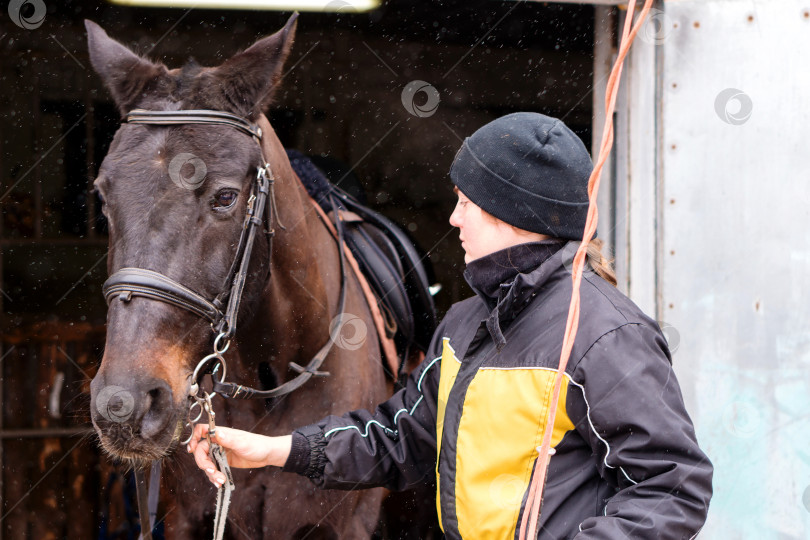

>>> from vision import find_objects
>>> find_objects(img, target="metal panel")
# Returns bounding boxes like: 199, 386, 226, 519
660, 0, 810, 536
610, 3, 661, 314
625, 13, 661, 316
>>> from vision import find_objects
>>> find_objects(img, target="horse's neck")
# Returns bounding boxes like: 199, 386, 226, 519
224, 119, 389, 427
237, 116, 338, 376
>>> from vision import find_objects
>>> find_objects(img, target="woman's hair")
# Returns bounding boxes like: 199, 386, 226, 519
485, 211, 618, 287
584, 238, 618, 287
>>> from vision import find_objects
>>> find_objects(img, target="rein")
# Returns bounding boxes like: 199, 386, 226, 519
102, 108, 349, 539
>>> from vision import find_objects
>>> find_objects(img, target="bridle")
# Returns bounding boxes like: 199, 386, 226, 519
100, 108, 349, 540
102, 107, 348, 401
103, 108, 275, 342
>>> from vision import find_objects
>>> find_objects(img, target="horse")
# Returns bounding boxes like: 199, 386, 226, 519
85, 15, 396, 538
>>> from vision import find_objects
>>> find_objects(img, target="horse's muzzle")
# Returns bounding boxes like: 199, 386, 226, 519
90, 373, 176, 456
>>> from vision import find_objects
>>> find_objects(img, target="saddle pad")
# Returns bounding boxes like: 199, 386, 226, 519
287, 149, 437, 360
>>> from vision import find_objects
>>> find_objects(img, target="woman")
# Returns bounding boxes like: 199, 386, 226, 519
190, 113, 713, 538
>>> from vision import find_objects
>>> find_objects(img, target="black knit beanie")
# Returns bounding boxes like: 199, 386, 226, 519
449, 112, 594, 240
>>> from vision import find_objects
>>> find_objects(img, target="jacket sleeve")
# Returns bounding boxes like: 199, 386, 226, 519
281, 317, 448, 492
570, 322, 713, 539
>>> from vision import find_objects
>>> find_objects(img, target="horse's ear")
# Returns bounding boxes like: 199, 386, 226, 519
85, 20, 169, 116
211, 13, 298, 117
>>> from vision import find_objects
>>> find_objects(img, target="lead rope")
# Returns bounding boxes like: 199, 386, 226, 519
517, 1, 654, 538
204, 393, 235, 540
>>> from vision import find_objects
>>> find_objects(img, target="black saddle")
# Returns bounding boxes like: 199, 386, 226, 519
287, 150, 438, 371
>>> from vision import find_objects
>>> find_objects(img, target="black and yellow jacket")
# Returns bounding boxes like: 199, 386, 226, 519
283, 240, 713, 539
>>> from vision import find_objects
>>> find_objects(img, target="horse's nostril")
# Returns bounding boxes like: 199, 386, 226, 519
141, 381, 173, 439
148, 387, 162, 403
144, 381, 171, 405
92, 376, 175, 443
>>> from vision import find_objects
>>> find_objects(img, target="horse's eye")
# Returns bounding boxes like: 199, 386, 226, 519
212, 189, 238, 210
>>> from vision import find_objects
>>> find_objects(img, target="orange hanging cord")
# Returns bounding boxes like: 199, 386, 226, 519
517, 1, 655, 538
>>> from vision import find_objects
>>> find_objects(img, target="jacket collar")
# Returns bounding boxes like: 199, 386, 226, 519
463, 240, 567, 350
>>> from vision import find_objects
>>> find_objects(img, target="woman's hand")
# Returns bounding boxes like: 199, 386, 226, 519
187, 424, 292, 487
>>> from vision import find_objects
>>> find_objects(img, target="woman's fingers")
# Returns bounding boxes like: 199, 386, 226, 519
187, 423, 210, 453
187, 423, 275, 484
188, 423, 229, 486
210, 427, 232, 448
192, 438, 213, 471
192, 437, 229, 486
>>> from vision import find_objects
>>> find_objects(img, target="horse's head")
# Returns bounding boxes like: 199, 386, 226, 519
85, 16, 297, 463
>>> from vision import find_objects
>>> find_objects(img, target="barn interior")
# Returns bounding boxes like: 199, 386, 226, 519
0, 0, 599, 536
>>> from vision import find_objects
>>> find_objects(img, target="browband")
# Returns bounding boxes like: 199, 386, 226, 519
125, 109, 263, 140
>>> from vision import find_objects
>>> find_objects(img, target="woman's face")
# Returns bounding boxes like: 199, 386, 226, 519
449, 187, 547, 263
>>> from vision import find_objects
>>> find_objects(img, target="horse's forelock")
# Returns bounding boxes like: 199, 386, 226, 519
172, 60, 205, 103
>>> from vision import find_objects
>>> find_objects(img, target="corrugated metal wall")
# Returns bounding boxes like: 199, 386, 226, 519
613, 0, 810, 536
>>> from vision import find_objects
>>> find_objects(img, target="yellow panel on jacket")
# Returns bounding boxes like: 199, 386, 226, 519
454, 365, 574, 539
435, 338, 462, 529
